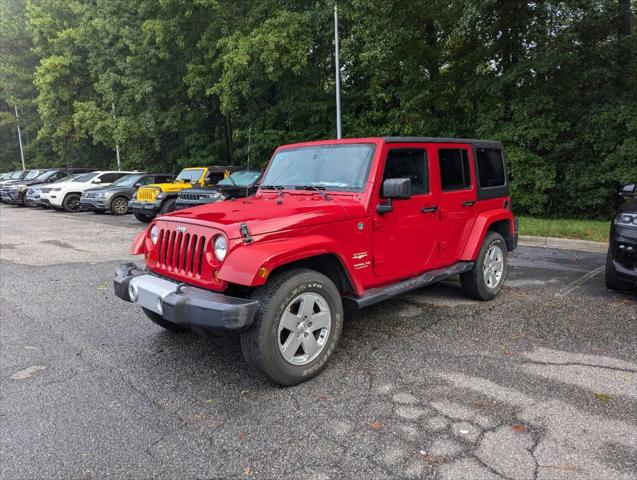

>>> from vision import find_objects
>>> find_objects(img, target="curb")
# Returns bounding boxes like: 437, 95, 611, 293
518, 235, 608, 254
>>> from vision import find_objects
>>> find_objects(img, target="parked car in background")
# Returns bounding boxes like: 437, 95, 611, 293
606, 183, 637, 292
129, 166, 236, 223
175, 170, 262, 210
1, 168, 93, 205
0, 170, 47, 202
40, 171, 135, 212
27, 174, 82, 207
114, 137, 518, 385
80, 173, 173, 215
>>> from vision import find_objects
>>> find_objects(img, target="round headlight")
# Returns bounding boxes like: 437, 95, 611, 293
150, 225, 159, 244
214, 235, 227, 261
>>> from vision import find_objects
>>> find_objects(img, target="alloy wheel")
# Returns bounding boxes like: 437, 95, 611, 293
483, 244, 504, 288
277, 292, 332, 366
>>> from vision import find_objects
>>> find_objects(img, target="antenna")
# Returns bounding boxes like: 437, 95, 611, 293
246, 129, 251, 197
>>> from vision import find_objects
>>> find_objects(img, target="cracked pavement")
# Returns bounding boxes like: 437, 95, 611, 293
1, 204, 636, 479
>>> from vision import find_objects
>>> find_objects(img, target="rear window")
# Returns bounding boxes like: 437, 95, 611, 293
476, 148, 506, 187
439, 149, 471, 191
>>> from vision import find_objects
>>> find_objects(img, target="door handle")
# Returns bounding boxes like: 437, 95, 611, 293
462, 201, 476, 207
421, 205, 439, 213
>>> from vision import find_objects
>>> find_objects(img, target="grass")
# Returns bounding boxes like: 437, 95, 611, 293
518, 216, 609, 243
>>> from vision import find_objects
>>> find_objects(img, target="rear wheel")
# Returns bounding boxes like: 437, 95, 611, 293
142, 308, 186, 331
134, 211, 154, 223
62, 193, 81, 213
605, 251, 633, 291
240, 269, 344, 386
111, 196, 129, 216
461, 231, 508, 300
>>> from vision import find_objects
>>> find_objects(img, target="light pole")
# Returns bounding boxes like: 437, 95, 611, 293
112, 102, 121, 170
14, 105, 26, 169
334, 4, 342, 139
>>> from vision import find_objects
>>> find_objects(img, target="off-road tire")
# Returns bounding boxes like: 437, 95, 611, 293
159, 198, 176, 214
134, 211, 154, 223
240, 268, 344, 386
62, 193, 81, 213
142, 308, 186, 332
110, 196, 129, 216
461, 231, 508, 300
605, 251, 633, 292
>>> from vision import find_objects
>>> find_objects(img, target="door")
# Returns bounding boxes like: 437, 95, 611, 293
435, 146, 477, 263
373, 145, 439, 279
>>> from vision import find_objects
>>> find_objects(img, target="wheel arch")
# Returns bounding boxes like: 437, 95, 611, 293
219, 236, 362, 296
460, 209, 515, 261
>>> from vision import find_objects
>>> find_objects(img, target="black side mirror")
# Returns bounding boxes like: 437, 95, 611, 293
133, 182, 142, 188
377, 178, 412, 214
620, 184, 636, 197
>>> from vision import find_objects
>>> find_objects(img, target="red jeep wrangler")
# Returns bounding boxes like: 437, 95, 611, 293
114, 137, 517, 385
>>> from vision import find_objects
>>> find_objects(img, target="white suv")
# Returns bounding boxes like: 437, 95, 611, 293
40, 171, 135, 212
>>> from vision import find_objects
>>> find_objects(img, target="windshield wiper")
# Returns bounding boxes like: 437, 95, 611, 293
260, 185, 286, 203
299, 185, 331, 201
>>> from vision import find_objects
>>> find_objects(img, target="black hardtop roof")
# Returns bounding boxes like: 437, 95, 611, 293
384, 136, 503, 148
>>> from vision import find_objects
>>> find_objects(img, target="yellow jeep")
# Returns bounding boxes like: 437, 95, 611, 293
130, 166, 234, 223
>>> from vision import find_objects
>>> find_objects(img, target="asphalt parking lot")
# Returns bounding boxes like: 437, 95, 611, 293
1, 204, 635, 480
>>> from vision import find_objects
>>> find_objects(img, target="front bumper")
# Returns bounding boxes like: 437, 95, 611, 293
80, 197, 108, 211
610, 226, 637, 282
113, 263, 259, 335
129, 199, 161, 214
25, 195, 42, 207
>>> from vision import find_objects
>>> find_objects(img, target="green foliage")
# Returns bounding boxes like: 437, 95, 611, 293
0, 0, 635, 217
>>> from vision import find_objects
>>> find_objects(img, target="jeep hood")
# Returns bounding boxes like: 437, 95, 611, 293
164, 194, 365, 239
149, 182, 194, 193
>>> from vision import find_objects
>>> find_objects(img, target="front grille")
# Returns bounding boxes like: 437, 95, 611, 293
156, 228, 207, 276
136, 187, 158, 202
178, 192, 202, 201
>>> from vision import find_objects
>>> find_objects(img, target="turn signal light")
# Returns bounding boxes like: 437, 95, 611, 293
258, 267, 269, 279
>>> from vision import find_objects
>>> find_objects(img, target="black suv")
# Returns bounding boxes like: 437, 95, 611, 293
80, 173, 173, 215
1, 168, 93, 205
175, 170, 262, 210
606, 184, 637, 292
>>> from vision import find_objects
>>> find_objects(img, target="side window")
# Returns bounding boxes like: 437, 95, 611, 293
99, 173, 125, 183
476, 148, 506, 188
439, 149, 471, 191
138, 176, 154, 186
382, 149, 428, 195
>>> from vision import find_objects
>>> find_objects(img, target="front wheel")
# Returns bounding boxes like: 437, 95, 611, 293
62, 193, 81, 213
159, 198, 176, 214
134, 211, 154, 223
605, 251, 633, 291
240, 269, 344, 386
461, 231, 508, 300
110, 196, 129, 216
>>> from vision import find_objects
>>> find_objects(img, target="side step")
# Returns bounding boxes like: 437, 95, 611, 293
343, 262, 474, 309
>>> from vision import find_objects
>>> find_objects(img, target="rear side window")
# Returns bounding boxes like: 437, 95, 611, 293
383, 149, 428, 194
476, 148, 506, 187
99, 173, 126, 183
439, 149, 471, 191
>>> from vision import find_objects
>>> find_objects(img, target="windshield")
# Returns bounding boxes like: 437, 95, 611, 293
10, 171, 24, 179
217, 171, 261, 186
25, 170, 45, 180
72, 172, 100, 182
109, 174, 144, 187
35, 170, 58, 181
261, 144, 374, 191
175, 169, 204, 183
53, 174, 78, 184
